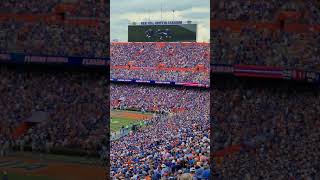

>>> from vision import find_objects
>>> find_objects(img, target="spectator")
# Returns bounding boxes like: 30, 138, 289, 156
111, 42, 210, 85
211, 1, 320, 71
212, 77, 320, 179
0, 65, 107, 157
0, 1, 108, 58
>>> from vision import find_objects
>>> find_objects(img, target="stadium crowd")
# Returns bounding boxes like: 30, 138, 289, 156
0, 66, 108, 157
111, 68, 209, 85
111, 43, 209, 68
211, 1, 320, 71
0, 0, 109, 17
0, 0, 109, 177
0, 0, 60, 14
111, 43, 209, 85
0, 21, 108, 58
211, 1, 320, 23
212, 28, 320, 70
111, 84, 210, 179
211, 77, 320, 179
0, 1, 108, 58
112, 67, 209, 86
111, 84, 208, 112
210, 1, 320, 178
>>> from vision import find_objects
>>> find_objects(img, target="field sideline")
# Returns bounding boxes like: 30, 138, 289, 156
110, 110, 153, 132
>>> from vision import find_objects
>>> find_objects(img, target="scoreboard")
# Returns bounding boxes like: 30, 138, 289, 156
128, 21, 197, 42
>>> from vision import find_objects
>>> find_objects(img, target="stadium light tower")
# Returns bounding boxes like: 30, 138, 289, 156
172, 10, 175, 21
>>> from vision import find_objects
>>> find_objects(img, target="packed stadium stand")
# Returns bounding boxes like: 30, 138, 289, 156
110, 19, 210, 179
0, 64, 108, 157
211, 76, 320, 179
211, 0, 320, 71
0, 0, 109, 172
211, 1, 320, 179
111, 43, 209, 68
0, 1, 109, 57
211, 0, 320, 23
111, 42, 210, 86
110, 84, 210, 179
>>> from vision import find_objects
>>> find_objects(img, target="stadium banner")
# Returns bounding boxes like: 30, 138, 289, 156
0, 53, 109, 67
234, 65, 284, 79
211, 64, 320, 83
110, 78, 209, 88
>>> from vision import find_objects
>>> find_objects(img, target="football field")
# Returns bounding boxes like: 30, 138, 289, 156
0, 152, 104, 180
110, 110, 153, 132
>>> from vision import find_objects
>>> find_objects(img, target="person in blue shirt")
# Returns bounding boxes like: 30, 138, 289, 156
195, 165, 204, 179
201, 165, 210, 180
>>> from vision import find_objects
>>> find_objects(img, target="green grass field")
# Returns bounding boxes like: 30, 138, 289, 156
110, 110, 153, 132
110, 117, 137, 132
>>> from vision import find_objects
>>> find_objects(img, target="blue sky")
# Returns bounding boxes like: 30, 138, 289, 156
111, 0, 210, 42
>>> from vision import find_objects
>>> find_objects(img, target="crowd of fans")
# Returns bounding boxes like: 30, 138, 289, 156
111, 83, 210, 179
0, 65, 108, 157
0, 0, 60, 14
0, 21, 108, 58
0, 0, 109, 18
111, 43, 210, 85
111, 84, 208, 112
212, 0, 280, 22
211, 1, 320, 71
73, 0, 109, 18
211, 77, 320, 179
111, 43, 209, 68
211, 1, 320, 23
212, 28, 320, 70
0, 21, 108, 57
210, 1, 320, 178
0, 1, 109, 58
112, 68, 209, 87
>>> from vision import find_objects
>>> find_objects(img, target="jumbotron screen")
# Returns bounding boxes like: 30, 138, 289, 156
128, 21, 197, 42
